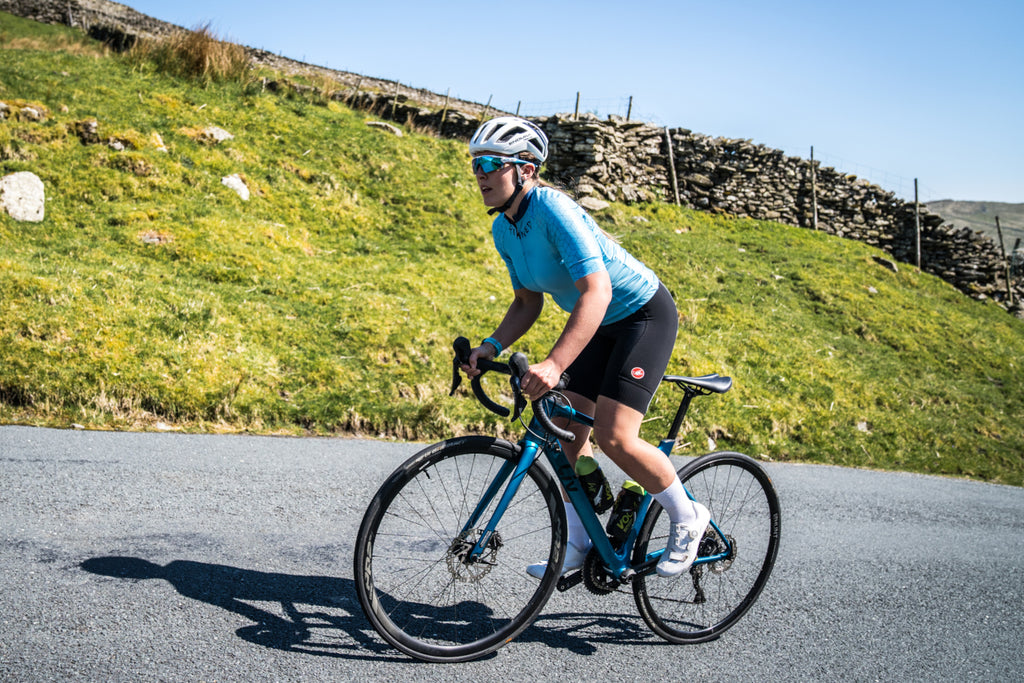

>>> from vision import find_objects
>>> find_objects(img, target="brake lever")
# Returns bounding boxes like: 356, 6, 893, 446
450, 337, 472, 396
508, 353, 575, 442
510, 376, 528, 423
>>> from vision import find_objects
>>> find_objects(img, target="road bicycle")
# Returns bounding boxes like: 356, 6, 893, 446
354, 338, 781, 662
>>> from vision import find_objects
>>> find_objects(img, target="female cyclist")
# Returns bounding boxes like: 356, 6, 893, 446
461, 116, 709, 579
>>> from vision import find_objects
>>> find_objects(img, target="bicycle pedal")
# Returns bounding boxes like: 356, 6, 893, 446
556, 570, 583, 592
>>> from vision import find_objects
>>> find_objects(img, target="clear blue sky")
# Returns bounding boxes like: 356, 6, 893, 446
127, 0, 1022, 204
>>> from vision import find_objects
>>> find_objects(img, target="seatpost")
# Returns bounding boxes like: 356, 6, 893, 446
661, 386, 698, 451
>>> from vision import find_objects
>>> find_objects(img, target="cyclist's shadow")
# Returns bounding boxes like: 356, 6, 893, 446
80, 556, 638, 659
79, 556, 399, 660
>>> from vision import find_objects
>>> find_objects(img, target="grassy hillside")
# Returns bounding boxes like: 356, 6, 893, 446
1, 13, 1022, 485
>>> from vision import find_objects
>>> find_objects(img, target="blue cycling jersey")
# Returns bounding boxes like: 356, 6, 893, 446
492, 186, 659, 324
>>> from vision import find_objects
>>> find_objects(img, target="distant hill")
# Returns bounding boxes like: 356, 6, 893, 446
925, 200, 1024, 251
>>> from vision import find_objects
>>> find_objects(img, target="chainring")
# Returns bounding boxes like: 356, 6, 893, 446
582, 548, 620, 595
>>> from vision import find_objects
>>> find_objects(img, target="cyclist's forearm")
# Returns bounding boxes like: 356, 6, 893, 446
489, 289, 543, 351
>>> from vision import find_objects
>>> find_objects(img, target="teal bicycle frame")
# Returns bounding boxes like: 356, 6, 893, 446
460, 394, 732, 580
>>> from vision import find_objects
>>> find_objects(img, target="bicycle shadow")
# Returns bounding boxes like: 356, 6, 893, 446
79, 556, 402, 661
79, 556, 654, 659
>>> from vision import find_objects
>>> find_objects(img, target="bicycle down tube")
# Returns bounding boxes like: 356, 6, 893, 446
462, 395, 729, 579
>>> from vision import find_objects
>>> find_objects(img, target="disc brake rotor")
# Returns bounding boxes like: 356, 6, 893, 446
446, 530, 502, 583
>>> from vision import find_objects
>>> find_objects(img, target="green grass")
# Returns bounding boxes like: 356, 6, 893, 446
2, 13, 1022, 485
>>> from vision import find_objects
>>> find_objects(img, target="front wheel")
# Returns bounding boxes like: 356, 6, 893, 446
632, 451, 781, 643
353, 435, 566, 662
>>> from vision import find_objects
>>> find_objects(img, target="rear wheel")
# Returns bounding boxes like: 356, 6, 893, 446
353, 436, 566, 662
632, 451, 780, 643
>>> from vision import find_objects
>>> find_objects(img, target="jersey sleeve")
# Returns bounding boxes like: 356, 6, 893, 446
539, 190, 606, 282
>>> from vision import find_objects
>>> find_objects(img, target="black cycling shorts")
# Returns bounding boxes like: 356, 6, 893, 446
565, 282, 678, 415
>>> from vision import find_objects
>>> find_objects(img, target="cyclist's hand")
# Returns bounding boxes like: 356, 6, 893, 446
521, 359, 562, 400
461, 344, 495, 378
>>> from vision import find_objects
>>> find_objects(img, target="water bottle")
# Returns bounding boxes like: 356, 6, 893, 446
575, 455, 614, 514
606, 480, 645, 550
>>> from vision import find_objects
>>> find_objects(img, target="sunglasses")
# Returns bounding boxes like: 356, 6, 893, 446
471, 155, 531, 174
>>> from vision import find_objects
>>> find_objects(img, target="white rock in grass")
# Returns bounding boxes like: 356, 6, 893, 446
151, 132, 168, 152
221, 174, 250, 201
0, 171, 45, 222
366, 121, 403, 137
203, 126, 235, 143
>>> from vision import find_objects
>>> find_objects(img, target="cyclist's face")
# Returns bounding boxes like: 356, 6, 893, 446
473, 155, 519, 208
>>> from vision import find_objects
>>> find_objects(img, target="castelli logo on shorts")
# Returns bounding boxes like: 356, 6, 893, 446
631, 367, 645, 379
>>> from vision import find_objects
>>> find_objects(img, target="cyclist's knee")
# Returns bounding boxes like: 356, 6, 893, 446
593, 427, 637, 461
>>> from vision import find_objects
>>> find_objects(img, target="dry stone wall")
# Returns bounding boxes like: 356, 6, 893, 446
3, 0, 1021, 314
534, 114, 1022, 313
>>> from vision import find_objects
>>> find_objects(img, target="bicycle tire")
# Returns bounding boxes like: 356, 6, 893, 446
353, 435, 566, 662
632, 451, 781, 643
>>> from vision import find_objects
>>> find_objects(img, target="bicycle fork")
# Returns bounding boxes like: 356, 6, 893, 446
457, 442, 543, 564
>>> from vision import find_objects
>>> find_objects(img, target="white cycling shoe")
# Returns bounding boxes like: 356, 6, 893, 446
526, 539, 592, 579
656, 502, 711, 577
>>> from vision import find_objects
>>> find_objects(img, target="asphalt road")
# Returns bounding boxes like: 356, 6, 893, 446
2, 425, 1022, 681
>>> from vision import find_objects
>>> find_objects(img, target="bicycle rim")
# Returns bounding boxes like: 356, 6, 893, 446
354, 436, 565, 662
633, 451, 781, 643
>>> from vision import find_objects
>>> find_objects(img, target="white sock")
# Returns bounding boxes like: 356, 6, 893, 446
651, 478, 698, 525
564, 502, 591, 549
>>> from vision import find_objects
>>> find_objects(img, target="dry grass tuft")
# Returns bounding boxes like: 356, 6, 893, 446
129, 23, 251, 84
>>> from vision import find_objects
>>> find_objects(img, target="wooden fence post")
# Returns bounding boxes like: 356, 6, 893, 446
1013, 238, 1022, 289
810, 146, 818, 230
626, 96, 633, 121
390, 81, 400, 119
915, 179, 922, 269
665, 127, 681, 206
439, 88, 450, 134
996, 216, 1014, 305
347, 77, 363, 106
481, 95, 492, 122
574, 92, 580, 120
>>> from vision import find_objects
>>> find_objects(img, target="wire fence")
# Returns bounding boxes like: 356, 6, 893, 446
493, 94, 946, 206
496, 95, 663, 125
808, 151, 941, 203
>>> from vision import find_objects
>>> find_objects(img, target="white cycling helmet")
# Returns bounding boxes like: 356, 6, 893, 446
469, 116, 548, 163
